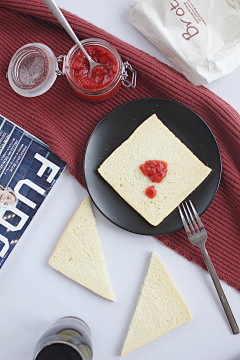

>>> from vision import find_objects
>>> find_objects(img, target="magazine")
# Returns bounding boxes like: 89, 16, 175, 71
0, 114, 66, 268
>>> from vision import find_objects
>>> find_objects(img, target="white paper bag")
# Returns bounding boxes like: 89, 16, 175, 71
130, 0, 240, 85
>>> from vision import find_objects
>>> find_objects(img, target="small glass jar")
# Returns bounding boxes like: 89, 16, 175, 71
7, 39, 137, 102
7, 43, 58, 98
65, 39, 136, 102
33, 316, 92, 360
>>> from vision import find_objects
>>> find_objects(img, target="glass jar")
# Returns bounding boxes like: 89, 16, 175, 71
7, 43, 58, 98
7, 39, 137, 102
65, 39, 136, 102
33, 316, 92, 360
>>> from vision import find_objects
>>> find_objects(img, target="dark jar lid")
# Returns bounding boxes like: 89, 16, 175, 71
7, 43, 58, 97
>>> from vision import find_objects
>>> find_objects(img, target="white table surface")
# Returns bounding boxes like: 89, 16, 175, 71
1, 1, 240, 360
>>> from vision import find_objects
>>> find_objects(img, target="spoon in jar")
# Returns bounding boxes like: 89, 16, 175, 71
42, 0, 104, 73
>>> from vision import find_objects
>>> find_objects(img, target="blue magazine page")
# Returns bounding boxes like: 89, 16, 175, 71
0, 114, 66, 268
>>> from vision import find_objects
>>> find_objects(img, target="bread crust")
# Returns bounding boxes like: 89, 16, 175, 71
121, 252, 192, 356
98, 114, 211, 226
49, 196, 116, 301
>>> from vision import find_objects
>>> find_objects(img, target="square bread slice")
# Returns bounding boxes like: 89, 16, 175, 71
49, 196, 115, 301
98, 114, 211, 226
121, 252, 192, 357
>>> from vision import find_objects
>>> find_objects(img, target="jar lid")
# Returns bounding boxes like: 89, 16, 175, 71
7, 43, 58, 97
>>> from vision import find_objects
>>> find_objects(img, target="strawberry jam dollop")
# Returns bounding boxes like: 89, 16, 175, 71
140, 160, 168, 183
145, 185, 157, 199
140, 160, 168, 199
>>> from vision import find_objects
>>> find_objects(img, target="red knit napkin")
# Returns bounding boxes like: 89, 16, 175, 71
0, 0, 240, 291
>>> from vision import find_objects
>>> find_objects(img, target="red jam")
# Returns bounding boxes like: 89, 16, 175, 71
145, 185, 157, 199
140, 160, 168, 198
69, 45, 121, 101
140, 160, 168, 183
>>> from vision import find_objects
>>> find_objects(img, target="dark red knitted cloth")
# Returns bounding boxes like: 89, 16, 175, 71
1, 0, 240, 291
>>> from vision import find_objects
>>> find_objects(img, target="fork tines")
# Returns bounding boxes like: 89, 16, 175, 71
178, 200, 204, 235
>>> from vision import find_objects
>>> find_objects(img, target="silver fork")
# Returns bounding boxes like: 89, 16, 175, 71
179, 200, 239, 335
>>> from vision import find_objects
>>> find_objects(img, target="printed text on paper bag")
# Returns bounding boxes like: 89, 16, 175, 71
170, 0, 206, 40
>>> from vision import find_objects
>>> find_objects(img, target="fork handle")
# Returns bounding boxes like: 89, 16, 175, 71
42, 0, 91, 61
200, 245, 239, 335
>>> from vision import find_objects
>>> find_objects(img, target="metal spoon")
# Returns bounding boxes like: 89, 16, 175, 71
42, 0, 103, 73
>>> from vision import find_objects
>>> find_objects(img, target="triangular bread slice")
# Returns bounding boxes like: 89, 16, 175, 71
98, 114, 211, 226
121, 252, 192, 356
49, 196, 115, 301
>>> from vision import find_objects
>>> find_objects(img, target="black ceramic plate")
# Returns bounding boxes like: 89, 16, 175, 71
83, 98, 221, 236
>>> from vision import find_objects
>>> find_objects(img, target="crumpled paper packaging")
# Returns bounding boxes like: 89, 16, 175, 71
130, 0, 240, 85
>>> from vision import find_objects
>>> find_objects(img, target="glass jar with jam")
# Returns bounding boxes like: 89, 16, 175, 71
7, 39, 137, 102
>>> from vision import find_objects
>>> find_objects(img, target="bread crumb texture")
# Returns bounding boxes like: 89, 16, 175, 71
98, 114, 211, 226
121, 252, 192, 356
49, 196, 115, 301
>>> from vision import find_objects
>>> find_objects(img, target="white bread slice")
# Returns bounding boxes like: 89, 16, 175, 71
49, 196, 115, 301
121, 252, 192, 357
98, 114, 211, 226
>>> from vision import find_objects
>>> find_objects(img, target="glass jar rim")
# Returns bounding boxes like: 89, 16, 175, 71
65, 38, 123, 96
7, 43, 58, 97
